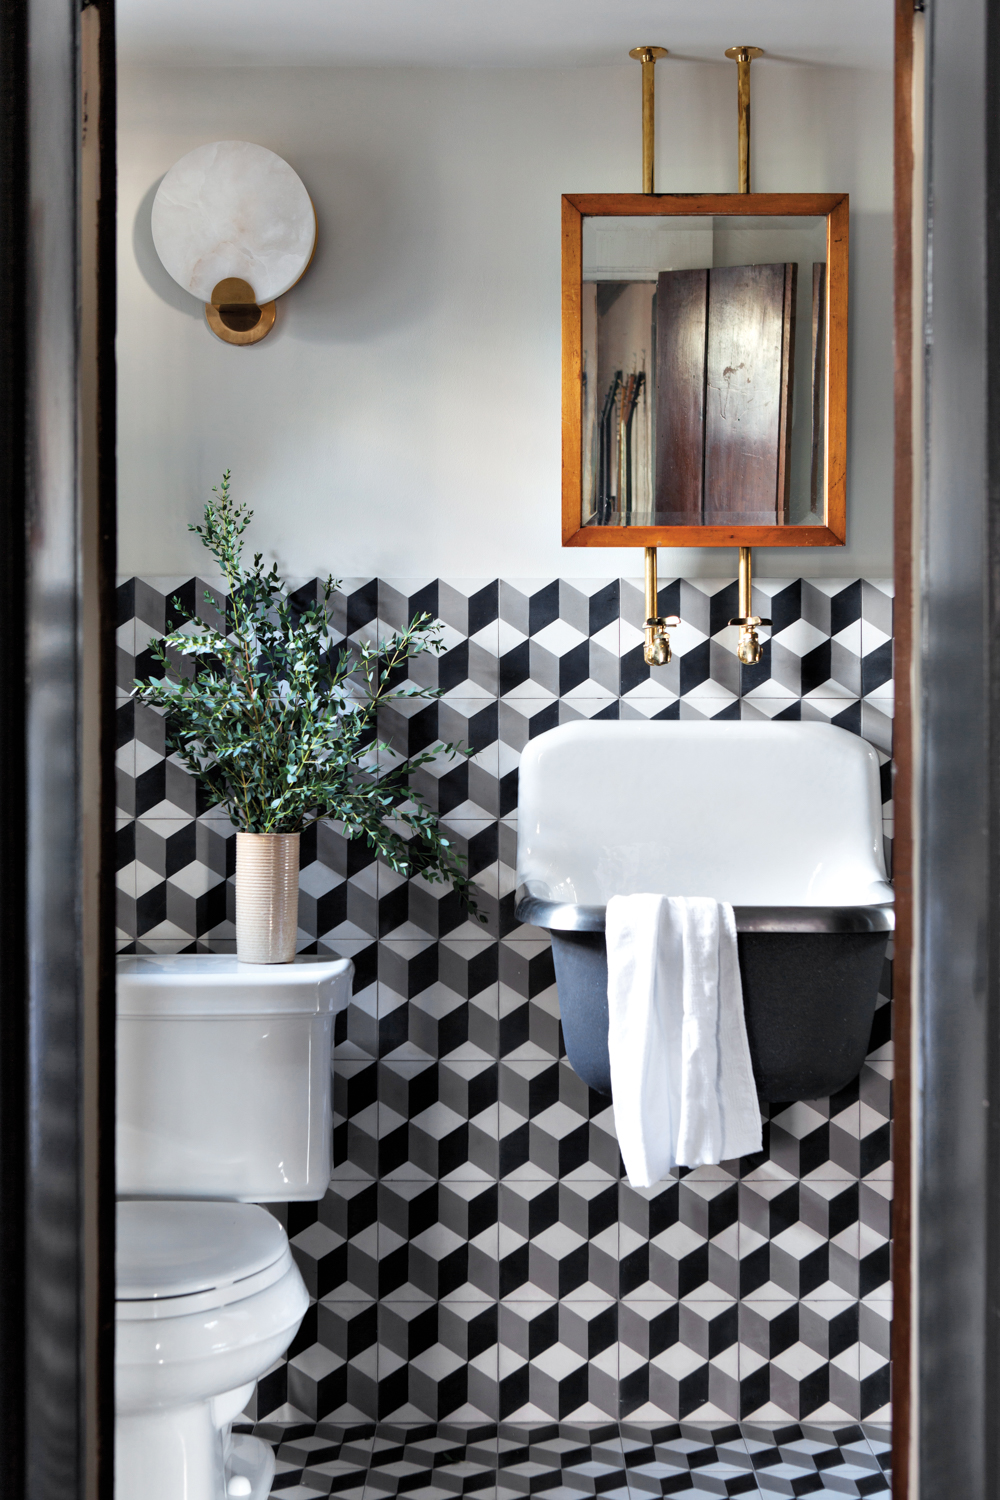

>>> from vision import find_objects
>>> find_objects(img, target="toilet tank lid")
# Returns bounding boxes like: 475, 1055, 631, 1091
116, 953, 353, 1016
116, 1201, 288, 1301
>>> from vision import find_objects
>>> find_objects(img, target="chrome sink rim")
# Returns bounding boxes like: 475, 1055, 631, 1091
515, 895, 896, 935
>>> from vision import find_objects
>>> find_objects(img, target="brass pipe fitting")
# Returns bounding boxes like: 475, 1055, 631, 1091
729, 545, 771, 666
724, 46, 763, 194
643, 546, 681, 666
629, 46, 668, 193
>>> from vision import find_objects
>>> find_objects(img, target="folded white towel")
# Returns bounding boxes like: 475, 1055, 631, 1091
606, 894, 762, 1188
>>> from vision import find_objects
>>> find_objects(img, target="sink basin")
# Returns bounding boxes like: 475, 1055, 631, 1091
514, 721, 893, 1102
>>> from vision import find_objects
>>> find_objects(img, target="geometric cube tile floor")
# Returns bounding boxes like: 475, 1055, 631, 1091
233, 1418, 892, 1498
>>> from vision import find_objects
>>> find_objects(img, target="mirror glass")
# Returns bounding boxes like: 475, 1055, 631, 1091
580, 215, 828, 529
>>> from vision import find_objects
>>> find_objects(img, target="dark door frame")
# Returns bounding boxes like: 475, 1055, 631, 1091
5, 0, 1000, 1495
0, 0, 117, 1494
890, 0, 914, 1489
894, 0, 1000, 1493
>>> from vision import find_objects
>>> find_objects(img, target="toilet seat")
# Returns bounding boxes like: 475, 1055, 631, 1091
116, 1201, 291, 1320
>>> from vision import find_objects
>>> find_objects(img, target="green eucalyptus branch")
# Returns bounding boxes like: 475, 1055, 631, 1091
133, 471, 483, 917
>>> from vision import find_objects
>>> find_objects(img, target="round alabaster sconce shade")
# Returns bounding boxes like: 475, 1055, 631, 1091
151, 140, 316, 344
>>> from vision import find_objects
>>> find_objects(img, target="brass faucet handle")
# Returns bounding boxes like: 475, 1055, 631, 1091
731, 614, 771, 667
643, 615, 679, 667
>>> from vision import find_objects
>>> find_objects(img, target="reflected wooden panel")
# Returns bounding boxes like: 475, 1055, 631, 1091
653, 262, 797, 527
655, 267, 706, 525
704, 262, 795, 526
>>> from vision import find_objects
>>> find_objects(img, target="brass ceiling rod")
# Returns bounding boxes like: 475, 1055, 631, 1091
628, 45, 668, 193
724, 45, 763, 194
724, 47, 769, 666
629, 44, 678, 667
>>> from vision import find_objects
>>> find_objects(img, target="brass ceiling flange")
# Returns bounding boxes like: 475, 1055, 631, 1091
205, 277, 276, 346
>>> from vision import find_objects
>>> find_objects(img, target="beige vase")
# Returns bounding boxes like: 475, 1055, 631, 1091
235, 832, 300, 963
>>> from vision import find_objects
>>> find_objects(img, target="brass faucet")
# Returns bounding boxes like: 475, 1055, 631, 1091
643, 547, 681, 666
729, 546, 771, 666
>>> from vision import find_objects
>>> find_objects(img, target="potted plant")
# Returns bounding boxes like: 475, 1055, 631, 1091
134, 472, 477, 962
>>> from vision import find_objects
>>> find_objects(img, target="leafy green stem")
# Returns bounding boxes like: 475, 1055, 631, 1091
133, 472, 483, 918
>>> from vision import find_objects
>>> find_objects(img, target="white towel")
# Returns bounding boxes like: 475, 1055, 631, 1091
606, 894, 762, 1188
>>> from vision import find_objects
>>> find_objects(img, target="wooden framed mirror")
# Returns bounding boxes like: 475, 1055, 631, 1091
562, 192, 848, 548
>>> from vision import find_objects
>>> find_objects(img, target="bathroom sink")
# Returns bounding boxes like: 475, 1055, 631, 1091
514, 721, 893, 1102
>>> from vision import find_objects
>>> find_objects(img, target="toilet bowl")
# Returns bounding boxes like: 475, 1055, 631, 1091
115, 1201, 308, 1500
115, 955, 352, 1500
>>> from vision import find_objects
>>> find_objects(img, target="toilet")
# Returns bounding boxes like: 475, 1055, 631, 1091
115, 954, 352, 1500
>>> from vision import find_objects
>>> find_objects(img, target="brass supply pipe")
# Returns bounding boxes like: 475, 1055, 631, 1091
643, 547, 680, 667
644, 546, 658, 628
629, 46, 677, 666
738, 544, 752, 620
729, 546, 772, 667
724, 45, 763, 193
629, 45, 668, 193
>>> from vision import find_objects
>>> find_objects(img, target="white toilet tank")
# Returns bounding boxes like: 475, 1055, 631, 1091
117, 955, 352, 1202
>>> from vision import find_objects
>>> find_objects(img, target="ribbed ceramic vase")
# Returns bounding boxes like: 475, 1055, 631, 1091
235, 832, 300, 964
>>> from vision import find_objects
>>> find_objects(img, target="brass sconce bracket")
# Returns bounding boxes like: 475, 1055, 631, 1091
205, 277, 276, 346
729, 546, 771, 666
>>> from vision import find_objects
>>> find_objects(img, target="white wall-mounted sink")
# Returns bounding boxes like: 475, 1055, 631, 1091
516, 720, 892, 910
514, 720, 893, 1102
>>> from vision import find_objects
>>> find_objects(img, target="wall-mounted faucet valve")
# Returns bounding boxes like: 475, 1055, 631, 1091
644, 616, 680, 667
643, 547, 681, 666
729, 545, 771, 667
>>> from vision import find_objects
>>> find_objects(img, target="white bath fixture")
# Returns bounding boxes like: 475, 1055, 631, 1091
115, 955, 351, 1500
150, 140, 316, 343
516, 720, 892, 908
117, 953, 350, 1201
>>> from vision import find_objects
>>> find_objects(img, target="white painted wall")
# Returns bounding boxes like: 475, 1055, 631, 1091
117, 60, 893, 579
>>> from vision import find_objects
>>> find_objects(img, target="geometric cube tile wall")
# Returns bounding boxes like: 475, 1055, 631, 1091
116, 575, 894, 1429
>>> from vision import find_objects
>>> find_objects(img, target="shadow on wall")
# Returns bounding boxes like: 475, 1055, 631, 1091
133, 150, 443, 345
133, 176, 199, 318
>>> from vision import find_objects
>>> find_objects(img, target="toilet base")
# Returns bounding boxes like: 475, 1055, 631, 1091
116, 1387, 275, 1500
228, 1434, 276, 1499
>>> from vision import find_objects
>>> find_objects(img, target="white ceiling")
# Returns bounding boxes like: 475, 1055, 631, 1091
116, 0, 894, 71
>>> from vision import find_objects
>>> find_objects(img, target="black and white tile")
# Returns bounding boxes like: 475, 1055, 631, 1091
118, 575, 894, 1427
231, 1417, 891, 1497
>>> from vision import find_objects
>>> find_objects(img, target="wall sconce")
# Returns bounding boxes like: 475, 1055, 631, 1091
151, 140, 316, 345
